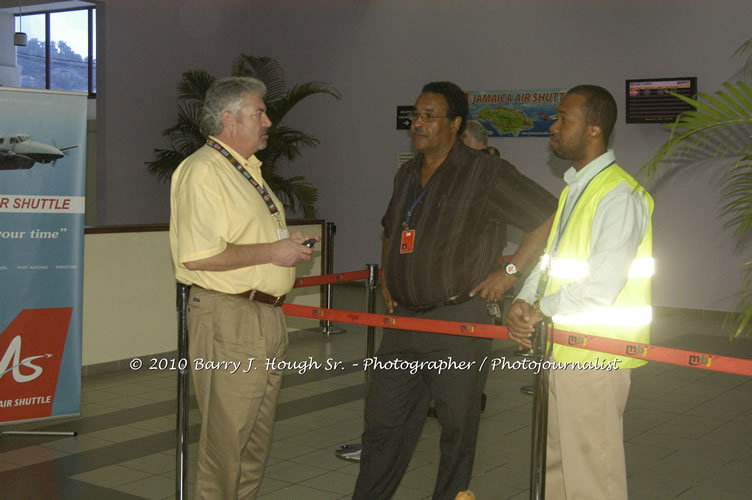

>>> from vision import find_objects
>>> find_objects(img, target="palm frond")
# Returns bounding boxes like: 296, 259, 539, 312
176, 70, 216, 103
731, 260, 752, 338
268, 82, 342, 124
232, 55, 287, 102
263, 170, 319, 218
734, 37, 752, 76
641, 81, 752, 180
257, 126, 319, 165
145, 148, 187, 183
163, 102, 204, 147
721, 154, 752, 238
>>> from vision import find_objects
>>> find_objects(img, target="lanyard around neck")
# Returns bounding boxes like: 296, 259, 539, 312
534, 161, 615, 300
206, 138, 280, 219
403, 187, 427, 230
550, 161, 614, 255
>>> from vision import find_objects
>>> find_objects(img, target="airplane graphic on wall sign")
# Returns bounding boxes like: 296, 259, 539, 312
0, 134, 79, 170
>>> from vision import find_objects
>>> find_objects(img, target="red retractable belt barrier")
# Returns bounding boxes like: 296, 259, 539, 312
293, 269, 382, 288
286, 271, 752, 377
282, 303, 507, 340
549, 328, 752, 377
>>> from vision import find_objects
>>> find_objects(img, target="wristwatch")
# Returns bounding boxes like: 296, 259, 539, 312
504, 262, 519, 277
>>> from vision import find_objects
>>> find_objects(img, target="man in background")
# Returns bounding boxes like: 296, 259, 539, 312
461, 119, 488, 150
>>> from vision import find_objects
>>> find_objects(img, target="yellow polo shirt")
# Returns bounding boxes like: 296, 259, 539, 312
169, 137, 294, 296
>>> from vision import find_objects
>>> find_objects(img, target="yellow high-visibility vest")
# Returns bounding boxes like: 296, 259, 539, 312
541, 163, 654, 368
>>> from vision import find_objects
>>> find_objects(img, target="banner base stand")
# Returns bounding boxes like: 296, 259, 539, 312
1, 430, 77, 437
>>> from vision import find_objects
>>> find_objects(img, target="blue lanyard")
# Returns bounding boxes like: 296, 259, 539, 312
403, 189, 426, 230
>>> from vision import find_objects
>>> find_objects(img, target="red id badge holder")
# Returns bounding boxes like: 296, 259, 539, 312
400, 229, 415, 254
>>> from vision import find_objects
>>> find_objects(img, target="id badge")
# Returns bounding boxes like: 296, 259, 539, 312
399, 229, 415, 254
277, 228, 289, 240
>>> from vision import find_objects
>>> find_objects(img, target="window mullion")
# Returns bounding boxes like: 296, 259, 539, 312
45, 12, 50, 89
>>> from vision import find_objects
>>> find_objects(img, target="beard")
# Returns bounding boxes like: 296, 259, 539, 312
550, 133, 585, 162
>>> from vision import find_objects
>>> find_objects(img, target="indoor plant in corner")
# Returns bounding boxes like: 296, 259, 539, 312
641, 37, 752, 337
146, 54, 341, 218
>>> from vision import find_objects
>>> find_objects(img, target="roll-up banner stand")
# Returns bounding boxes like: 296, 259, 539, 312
0, 88, 87, 425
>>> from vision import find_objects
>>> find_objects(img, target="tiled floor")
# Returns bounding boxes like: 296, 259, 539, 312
2, 285, 752, 499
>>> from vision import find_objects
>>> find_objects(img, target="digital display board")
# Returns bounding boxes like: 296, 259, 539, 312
625, 77, 697, 124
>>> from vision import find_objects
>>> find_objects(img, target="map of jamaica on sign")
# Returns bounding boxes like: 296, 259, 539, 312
467, 89, 567, 137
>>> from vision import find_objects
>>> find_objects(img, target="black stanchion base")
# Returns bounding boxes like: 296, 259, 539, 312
335, 443, 362, 462
321, 325, 346, 335
514, 348, 534, 358
520, 385, 534, 396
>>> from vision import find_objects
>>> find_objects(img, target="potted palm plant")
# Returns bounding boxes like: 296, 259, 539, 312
641, 37, 752, 337
146, 54, 341, 218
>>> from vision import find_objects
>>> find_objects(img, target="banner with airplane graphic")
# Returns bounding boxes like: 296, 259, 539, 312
0, 88, 87, 424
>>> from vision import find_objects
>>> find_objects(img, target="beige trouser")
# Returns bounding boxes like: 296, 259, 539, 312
546, 365, 632, 500
187, 287, 288, 500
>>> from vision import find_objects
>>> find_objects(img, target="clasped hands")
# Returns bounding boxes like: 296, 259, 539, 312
504, 299, 544, 349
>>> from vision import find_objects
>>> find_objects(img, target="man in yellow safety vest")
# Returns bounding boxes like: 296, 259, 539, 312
505, 84, 654, 500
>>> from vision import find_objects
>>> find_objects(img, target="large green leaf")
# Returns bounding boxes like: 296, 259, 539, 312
641, 78, 752, 338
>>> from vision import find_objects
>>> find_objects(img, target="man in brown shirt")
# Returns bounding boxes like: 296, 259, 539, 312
353, 81, 557, 499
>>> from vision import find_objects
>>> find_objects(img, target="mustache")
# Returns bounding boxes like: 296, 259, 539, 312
411, 127, 427, 137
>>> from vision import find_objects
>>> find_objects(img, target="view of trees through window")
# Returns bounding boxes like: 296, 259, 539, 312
15, 7, 96, 95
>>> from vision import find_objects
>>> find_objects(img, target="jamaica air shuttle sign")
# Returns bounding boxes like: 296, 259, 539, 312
0, 88, 87, 423
467, 88, 567, 137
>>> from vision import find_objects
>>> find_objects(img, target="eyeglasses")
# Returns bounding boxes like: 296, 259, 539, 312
407, 111, 449, 122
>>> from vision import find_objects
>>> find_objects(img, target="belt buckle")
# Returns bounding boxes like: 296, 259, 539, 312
248, 290, 257, 301
272, 295, 282, 306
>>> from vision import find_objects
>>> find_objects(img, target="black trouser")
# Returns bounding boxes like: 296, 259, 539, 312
353, 297, 492, 500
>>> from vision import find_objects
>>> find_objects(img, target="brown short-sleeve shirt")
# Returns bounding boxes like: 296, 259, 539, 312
382, 141, 557, 308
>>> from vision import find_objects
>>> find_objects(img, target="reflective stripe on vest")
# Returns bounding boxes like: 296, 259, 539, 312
542, 256, 655, 281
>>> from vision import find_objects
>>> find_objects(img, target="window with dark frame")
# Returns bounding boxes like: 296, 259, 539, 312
14, 6, 96, 97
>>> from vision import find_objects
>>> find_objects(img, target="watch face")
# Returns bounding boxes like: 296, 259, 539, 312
505, 263, 518, 276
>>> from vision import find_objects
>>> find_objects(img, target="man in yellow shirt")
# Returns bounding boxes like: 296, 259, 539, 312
169, 76, 317, 499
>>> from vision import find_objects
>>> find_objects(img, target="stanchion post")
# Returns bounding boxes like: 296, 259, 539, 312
364, 264, 379, 401
176, 283, 190, 500
334, 263, 378, 463
322, 222, 345, 335
529, 319, 551, 500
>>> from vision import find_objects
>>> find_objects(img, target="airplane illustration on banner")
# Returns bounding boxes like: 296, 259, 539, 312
0, 134, 79, 170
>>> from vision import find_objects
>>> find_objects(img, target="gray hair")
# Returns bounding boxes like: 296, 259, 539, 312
199, 76, 267, 137
463, 120, 488, 146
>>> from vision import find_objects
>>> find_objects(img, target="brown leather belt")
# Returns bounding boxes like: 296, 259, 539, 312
193, 285, 286, 307
237, 289, 286, 307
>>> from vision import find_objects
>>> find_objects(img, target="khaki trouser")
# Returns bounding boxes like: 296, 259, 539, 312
546, 365, 632, 500
187, 287, 288, 500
